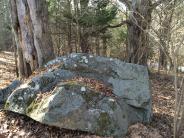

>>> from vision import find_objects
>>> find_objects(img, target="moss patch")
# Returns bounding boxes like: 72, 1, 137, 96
81, 92, 100, 105
4, 101, 10, 109
97, 112, 114, 135
26, 99, 40, 115
63, 82, 79, 90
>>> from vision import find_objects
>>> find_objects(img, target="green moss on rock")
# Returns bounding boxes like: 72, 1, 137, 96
64, 82, 78, 90
4, 101, 10, 109
81, 92, 100, 104
97, 112, 114, 135
26, 99, 40, 115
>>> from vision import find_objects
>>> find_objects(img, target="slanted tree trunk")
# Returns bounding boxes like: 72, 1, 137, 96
9, 0, 55, 78
126, 0, 152, 65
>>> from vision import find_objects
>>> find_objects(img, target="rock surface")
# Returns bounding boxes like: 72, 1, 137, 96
4, 53, 152, 137
0, 80, 21, 104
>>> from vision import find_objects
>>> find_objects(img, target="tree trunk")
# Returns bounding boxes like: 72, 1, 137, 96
74, 0, 80, 53
80, 34, 89, 53
159, 47, 167, 69
68, 22, 72, 53
12, 36, 19, 77
158, 0, 175, 70
10, 0, 55, 77
79, 27, 89, 53
102, 37, 107, 56
67, 0, 72, 53
95, 36, 100, 56
126, 0, 152, 65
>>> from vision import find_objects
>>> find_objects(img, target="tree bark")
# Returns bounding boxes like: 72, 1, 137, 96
95, 36, 100, 56
10, 0, 55, 77
68, 22, 72, 53
67, 0, 72, 53
126, 0, 152, 65
80, 33, 89, 53
158, 0, 175, 70
12, 35, 19, 77
102, 37, 107, 56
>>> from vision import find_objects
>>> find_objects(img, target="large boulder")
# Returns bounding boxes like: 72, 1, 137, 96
4, 53, 152, 137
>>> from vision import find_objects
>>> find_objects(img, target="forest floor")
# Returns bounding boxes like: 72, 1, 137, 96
0, 51, 16, 88
0, 51, 180, 138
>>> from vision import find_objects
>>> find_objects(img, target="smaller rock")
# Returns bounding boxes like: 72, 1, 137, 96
84, 59, 88, 64
74, 64, 77, 67
81, 87, 86, 92
89, 55, 93, 58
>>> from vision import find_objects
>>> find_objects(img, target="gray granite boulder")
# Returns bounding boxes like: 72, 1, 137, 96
5, 53, 152, 137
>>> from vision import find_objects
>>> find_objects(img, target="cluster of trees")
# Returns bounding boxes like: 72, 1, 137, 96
48, 0, 119, 56
151, 0, 184, 71
0, 0, 183, 75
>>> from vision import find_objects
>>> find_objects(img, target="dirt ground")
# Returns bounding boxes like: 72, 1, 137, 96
0, 51, 179, 138
0, 51, 16, 88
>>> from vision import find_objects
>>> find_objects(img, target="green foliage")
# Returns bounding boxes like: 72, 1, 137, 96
107, 26, 127, 59
96, 6, 117, 25
47, 0, 127, 58
78, 0, 118, 27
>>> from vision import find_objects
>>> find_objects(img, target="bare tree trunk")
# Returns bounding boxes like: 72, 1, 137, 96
159, 47, 167, 69
126, 0, 152, 65
68, 22, 72, 53
10, 0, 55, 77
102, 37, 107, 56
67, 0, 72, 53
12, 36, 18, 77
80, 34, 89, 53
158, 0, 175, 70
79, 27, 89, 53
96, 36, 100, 56
74, 0, 80, 53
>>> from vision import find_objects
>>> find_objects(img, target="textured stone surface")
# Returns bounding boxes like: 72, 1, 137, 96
0, 80, 21, 104
5, 53, 152, 137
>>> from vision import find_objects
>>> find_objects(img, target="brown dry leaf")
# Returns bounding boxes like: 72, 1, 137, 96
125, 123, 162, 138
61, 77, 114, 97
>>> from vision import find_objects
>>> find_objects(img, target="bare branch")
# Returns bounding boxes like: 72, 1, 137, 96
99, 20, 130, 32
151, 0, 172, 9
87, 20, 129, 36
